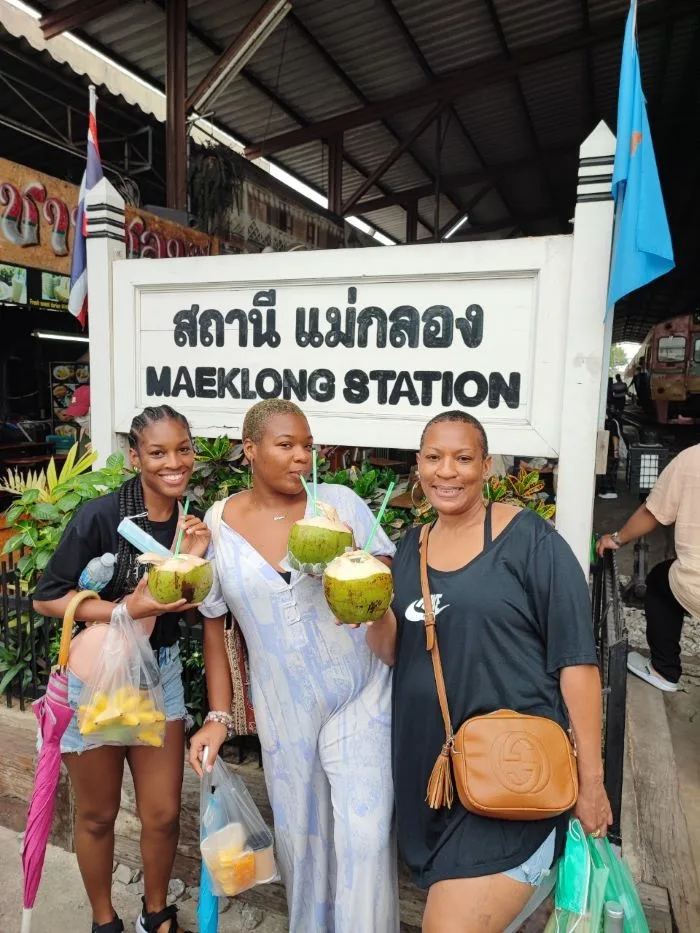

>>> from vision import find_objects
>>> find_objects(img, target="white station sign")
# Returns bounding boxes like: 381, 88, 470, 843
113, 238, 572, 455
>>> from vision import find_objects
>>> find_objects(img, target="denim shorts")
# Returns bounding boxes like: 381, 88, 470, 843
503, 828, 556, 886
56, 644, 186, 755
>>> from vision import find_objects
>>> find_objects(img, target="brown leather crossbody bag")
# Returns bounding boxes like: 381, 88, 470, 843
419, 521, 579, 820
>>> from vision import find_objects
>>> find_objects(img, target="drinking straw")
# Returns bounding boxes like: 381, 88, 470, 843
173, 497, 191, 556
364, 481, 395, 553
299, 473, 316, 513
312, 448, 319, 516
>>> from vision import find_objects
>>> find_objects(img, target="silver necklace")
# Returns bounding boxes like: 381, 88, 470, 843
272, 514, 286, 521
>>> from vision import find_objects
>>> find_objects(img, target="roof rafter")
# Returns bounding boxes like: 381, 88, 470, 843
481, 0, 566, 230
345, 145, 577, 215
244, 0, 696, 159
377, 0, 529, 233
341, 102, 449, 215
147, 0, 416, 238
287, 10, 465, 232
39, 0, 129, 41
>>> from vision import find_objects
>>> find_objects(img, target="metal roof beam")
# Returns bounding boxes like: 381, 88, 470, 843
481, 0, 567, 230
287, 10, 463, 233
244, 0, 696, 159
186, 0, 291, 113
341, 103, 448, 215
40, 0, 129, 41
345, 146, 577, 214
438, 185, 491, 240
148, 0, 418, 239
417, 208, 556, 241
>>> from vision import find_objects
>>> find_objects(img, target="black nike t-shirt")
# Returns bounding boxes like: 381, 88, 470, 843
33, 491, 198, 649
391, 510, 598, 887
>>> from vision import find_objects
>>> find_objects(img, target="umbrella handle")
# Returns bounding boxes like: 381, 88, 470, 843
57, 590, 100, 669
21, 906, 32, 933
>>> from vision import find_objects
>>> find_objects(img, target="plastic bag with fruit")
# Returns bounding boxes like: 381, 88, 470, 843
199, 749, 277, 898
76, 602, 166, 749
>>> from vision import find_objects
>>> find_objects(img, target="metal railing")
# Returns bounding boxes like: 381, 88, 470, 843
591, 547, 628, 845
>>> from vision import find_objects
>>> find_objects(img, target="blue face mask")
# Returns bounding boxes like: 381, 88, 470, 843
556, 819, 591, 920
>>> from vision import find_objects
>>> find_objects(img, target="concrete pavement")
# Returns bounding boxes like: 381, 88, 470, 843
0, 825, 287, 932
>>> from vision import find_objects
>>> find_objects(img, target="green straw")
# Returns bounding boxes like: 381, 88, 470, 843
312, 448, 318, 517
299, 473, 316, 513
364, 481, 395, 553
173, 497, 190, 556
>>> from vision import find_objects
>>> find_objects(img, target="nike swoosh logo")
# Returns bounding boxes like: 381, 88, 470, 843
405, 595, 449, 623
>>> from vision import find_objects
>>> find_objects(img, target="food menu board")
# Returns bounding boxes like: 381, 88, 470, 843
0, 261, 70, 312
50, 360, 90, 436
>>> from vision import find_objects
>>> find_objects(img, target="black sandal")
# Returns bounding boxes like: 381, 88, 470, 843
91, 919, 124, 933
136, 899, 191, 933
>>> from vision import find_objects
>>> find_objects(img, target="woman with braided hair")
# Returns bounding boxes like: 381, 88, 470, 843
34, 405, 209, 933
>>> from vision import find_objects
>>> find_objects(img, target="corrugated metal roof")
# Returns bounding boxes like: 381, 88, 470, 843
6, 0, 700, 337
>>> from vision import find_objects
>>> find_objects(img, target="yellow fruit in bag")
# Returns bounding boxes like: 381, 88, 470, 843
137, 727, 165, 747
137, 709, 158, 725
91, 693, 108, 716
94, 702, 122, 726
120, 693, 142, 714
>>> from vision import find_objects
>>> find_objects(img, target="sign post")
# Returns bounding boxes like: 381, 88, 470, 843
89, 123, 615, 571
556, 122, 616, 569
86, 178, 126, 467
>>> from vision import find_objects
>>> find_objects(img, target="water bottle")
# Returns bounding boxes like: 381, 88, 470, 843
603, 901, 624, 933
78, 553, 116, 593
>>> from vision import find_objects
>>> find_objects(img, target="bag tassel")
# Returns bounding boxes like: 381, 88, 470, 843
426, 744, 454, 810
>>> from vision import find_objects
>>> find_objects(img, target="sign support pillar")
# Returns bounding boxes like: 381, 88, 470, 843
556, 121, 616, 571
86, 177, 126, 467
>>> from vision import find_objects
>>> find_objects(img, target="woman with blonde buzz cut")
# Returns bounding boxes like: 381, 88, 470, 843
189, 399, 400, 933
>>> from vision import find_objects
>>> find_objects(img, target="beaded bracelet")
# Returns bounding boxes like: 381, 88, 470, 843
204, 710, 235, 739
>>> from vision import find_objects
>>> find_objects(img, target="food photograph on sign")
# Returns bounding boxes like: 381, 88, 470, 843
0, 262, 27, 305
41, 272, 71, 305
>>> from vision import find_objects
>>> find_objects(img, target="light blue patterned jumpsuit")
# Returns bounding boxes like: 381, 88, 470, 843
200, 483, 399, 933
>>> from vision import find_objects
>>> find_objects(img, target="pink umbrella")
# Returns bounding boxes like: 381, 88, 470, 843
21, 591, 99, 933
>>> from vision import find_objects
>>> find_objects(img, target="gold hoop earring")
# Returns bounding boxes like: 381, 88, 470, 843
410, 481, 427, 510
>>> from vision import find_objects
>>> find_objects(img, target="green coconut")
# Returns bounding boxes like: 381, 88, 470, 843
323, 549, 393, 624
138, 553, 213, 605
287, 503, 353, 570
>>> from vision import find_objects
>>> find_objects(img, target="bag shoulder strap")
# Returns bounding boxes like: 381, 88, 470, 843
419, 523, 454, 746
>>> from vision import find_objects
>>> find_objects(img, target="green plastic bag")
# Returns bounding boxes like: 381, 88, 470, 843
548, 820, 610, 932
586, 835, 609, 933
556, 820, 590, 916
595, 838, 650, 933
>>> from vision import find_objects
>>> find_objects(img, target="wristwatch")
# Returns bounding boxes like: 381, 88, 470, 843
611, 531, 623, 546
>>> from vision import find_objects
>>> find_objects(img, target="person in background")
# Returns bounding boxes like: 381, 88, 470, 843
33, 405, 209, 933
597, 443, 700, 692
632, 363, 652, 416
58, 383, 91, 454
611, 373, 628, 413
367, 410, 610, 933
598, 410, 620, 500
58, 383, 90, 427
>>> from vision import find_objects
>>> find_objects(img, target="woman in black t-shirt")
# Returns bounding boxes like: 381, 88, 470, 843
33, 406, 209, 933
366, 411, 611, 933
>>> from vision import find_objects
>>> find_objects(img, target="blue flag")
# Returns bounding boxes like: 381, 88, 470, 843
607, 1, 674, 310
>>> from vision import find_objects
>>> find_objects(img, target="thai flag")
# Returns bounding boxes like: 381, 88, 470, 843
68, 86, 103, 328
